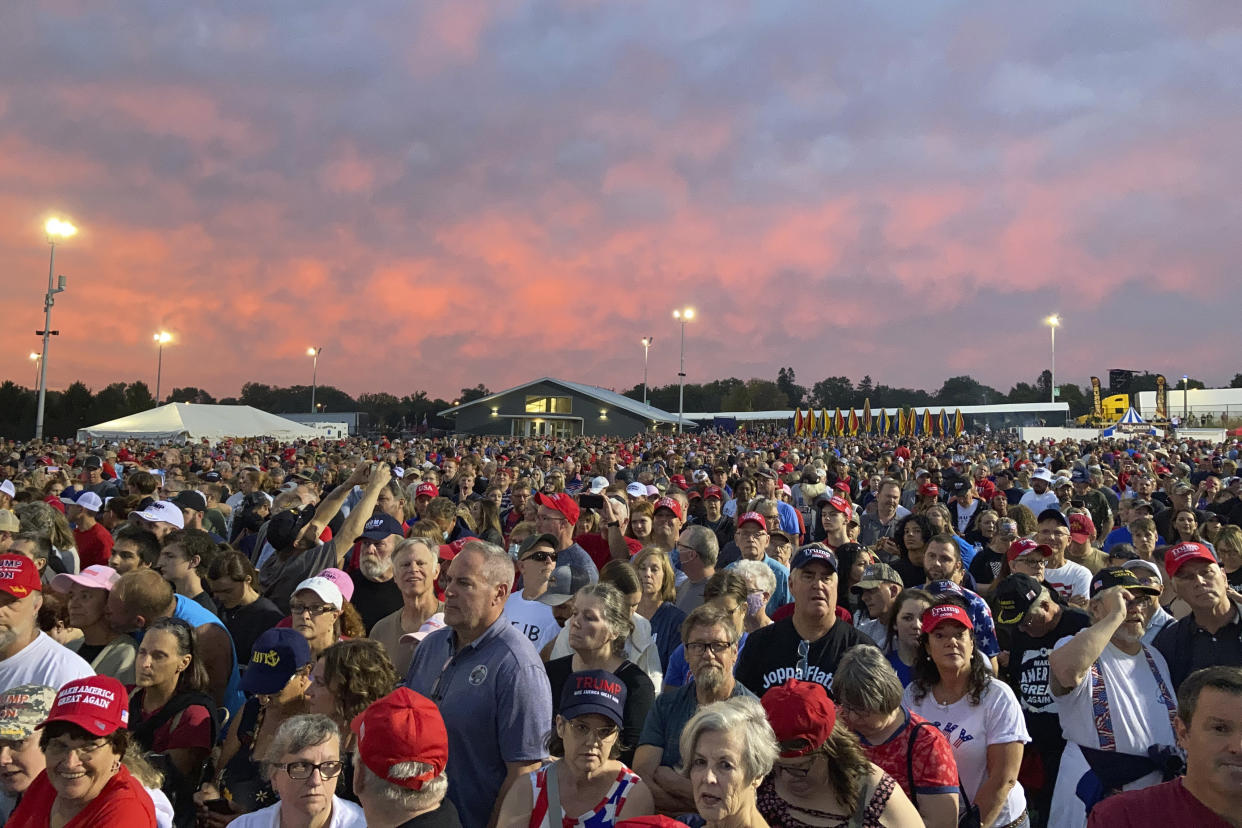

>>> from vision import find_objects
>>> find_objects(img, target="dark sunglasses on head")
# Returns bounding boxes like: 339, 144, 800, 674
523, 551, 557, 563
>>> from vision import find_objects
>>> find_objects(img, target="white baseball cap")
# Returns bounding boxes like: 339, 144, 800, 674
130, 501, 185, 529
625, 482, 646, 498
74, 491, 103, 513
589, 476, 609, 494
0, 480, 15, 498
292, 576, 344, 610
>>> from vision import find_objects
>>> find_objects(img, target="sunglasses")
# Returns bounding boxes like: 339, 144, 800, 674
522, 551, 557, 563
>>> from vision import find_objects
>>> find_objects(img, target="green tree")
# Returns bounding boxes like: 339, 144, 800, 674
776, 367, 805, 407
459, 384, 491, 404
125, 382, 155, 411
934, 376, 1004, 406
168, 387, 217, 404
809, 376, 854, 409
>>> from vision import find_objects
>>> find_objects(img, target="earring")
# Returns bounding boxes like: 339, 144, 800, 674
111, 761, 120, 773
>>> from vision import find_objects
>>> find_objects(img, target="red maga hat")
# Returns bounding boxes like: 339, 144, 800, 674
761, 679, 837, 758
352, 688, 448, 791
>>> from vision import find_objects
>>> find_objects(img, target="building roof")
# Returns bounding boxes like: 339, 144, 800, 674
439, 377, 682, 424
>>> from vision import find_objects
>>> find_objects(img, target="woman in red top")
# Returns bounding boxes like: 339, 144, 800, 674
8, 675, 157, 827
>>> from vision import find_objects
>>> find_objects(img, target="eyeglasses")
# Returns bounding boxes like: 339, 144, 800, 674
274, 760, 345, 780
289, 603, 336, 617
44, 739, 109, 760
685, 641, 733, 656
774, 754, 818, 779
522, 551, 557, 563
567, 720, 619, 743
536, 512, 568, 523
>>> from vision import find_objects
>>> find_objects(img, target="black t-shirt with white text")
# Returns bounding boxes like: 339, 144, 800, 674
1005, 607, 1091, 752
734, 616, 876, 697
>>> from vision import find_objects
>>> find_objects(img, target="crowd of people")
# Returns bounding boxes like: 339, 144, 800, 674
0, 426, 1240, 827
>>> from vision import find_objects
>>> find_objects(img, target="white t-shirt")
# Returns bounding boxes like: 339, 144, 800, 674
955, 499, 980, 534
0, 631, 94, 691
903, 677, 1030, 828
230, 796, 366, 827
1018, 489, 1060, 515
504, 593, 561, 653
1044, 560, 1092, 601
855, 615, 886, 646
1049, 640, 1177, 828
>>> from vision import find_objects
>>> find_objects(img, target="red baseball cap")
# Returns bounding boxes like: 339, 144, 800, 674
535, 492, 579, 525
737, 511, 767, 531
39, 676, 130, 736
352, 688, 447, 791
761, 679, 837, 758
918, 482, 940, 498
816, 494, 852, 519
653, 497, 683, 521
1007, 538, 1052, 563
1068, 513, 1095, 544
415, 482, 438, 499
668, 475, 688, 490
703, 486, 724, 501
437, 538, 469, 562
921, 603, 974, 633
0, 555, 42, 600
1164, 542, 1218, 577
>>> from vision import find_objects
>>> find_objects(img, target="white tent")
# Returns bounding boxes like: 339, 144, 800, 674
77, 403, 323, 444
1100, 407, 1160, 438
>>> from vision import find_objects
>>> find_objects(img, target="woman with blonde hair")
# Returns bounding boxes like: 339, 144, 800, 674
632, 547, 686, 672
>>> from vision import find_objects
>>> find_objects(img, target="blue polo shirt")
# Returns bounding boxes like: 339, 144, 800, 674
404, 614, 552, 828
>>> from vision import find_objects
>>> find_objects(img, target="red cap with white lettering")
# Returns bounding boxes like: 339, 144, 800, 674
38, 676, 130, 736
0, 555, 41, 600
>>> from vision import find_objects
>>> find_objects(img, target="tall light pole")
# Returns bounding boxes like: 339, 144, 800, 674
640, 337, 653, 406
673, 308, 694, 433
1044, 314, 1060, 403
29, 353, 41, 390
308, 347, 322, 413
35, 217, 75, 440
1183, 374, 1189, 420
153, 331, 172, 405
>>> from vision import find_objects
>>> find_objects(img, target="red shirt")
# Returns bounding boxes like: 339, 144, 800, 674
8, 764, 156, 827
859, 709, 960, 799
1087, 777, 1231, 827
74, 522, 114, 569
575, 532, 641, 571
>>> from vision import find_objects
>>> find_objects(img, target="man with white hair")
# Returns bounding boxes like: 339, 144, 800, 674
1048, 567, 1179, 828
352, 687, 462, 827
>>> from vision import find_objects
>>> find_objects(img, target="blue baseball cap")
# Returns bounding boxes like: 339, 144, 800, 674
790, 544, 838, 572
240, 628, 312, 695
356, 512, 404, 542
560, 670, 627, 727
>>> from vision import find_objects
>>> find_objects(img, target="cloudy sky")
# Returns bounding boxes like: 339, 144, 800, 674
2, 1, 1239, 403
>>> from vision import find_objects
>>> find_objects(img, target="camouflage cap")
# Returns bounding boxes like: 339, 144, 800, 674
0, 684, 57, 740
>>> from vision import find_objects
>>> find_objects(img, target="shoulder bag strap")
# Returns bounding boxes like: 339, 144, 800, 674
905, 720, 930, 810
544, 760, 564, 828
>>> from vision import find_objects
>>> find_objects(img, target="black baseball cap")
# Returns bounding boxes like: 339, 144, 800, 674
1037, 509, 1069, 528
171, 490, 207, 513
993, 574, 1044, 626
1089, 566, 1161, 598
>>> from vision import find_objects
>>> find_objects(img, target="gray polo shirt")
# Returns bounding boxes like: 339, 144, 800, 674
638, 679, 755, 768
404, 614, 552, 828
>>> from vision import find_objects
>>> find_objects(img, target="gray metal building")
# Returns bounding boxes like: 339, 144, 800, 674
440, 377, 680, 437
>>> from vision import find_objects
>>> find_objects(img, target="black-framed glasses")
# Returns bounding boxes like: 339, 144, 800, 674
522, 551, 557, 563
685, 641, 732, 656
274, 760, 344, 780
289, 603, 336, 617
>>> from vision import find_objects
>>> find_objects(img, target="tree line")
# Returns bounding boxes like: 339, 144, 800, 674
620, 369, 1213, 419
1, 368, 1223, 440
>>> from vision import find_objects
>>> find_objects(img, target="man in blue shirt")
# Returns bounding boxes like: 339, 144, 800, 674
403, 539, 551, 828
633, 604, 755, 815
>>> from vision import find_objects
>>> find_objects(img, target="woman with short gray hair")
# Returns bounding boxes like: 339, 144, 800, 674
733, 560, 776, 631
678, 696, 777, 827
230, 714, 365, 827
832, 645, 962, 828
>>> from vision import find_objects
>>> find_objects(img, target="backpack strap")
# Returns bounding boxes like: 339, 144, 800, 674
905, 720, 931, 810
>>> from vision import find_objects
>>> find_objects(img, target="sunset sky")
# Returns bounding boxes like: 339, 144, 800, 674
2, 2, 1239, 404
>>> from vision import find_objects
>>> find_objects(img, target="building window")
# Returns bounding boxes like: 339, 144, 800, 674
525, 396, 572, 414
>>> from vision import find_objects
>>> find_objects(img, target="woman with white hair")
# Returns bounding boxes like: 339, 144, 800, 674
678, 696, 779, 828
732, 560, 775, 631
231, 714, 365, 827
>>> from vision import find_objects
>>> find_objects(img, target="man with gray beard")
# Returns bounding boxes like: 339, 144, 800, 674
632, 604, 755, 815
349, 511, 406, 634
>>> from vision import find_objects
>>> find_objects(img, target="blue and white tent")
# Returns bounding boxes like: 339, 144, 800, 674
1100, 407, 1160, 437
